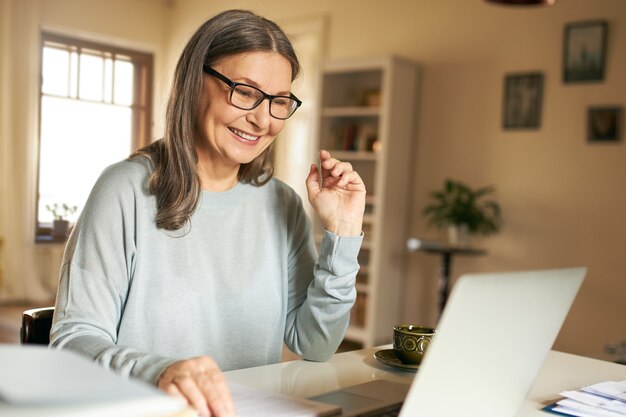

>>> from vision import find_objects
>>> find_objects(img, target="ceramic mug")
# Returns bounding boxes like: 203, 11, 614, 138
392, 324, 436, 365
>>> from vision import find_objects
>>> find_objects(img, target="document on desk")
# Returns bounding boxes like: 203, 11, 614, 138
0, 345, 189, 417
543, 380, 626, 417
229, 382, 341, 417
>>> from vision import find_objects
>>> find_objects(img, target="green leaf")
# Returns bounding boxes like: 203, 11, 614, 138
421, 179, 502, 236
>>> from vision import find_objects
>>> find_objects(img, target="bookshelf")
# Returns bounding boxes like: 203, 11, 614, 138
314, 56, 420, 347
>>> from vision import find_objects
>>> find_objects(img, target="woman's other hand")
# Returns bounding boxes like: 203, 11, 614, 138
157, 356, 234, 417
306, 150, 366, 237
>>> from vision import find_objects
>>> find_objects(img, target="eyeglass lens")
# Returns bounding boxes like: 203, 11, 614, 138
231, 85, 299, 119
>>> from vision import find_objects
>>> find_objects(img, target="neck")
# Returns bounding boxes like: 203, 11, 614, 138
196, 150, 240, 192
200, 174, 239, 192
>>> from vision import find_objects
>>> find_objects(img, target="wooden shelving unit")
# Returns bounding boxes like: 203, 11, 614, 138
314, 56, 420, 347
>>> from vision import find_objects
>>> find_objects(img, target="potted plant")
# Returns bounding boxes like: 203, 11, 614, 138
422, 179, 502, 246
46, 203, 78, 239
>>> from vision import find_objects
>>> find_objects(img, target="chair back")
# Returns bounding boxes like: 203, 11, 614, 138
20, 307, 55, 345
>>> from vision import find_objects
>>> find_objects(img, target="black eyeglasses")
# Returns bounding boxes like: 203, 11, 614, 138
203, 64, 302, 120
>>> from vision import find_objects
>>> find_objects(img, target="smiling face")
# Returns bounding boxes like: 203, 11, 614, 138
196, 51, 293, 181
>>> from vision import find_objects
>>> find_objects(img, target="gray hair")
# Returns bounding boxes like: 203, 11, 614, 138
133, 9, 300, 230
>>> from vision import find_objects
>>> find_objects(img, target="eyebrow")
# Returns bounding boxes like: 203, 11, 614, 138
232, 76, 292, 97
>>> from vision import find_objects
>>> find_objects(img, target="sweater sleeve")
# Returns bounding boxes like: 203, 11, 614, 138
49, 160, 177, 385
283, 193, 363, 361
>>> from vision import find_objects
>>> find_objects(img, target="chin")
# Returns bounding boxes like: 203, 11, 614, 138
234, 143, 272, 163
228, 150, 263, 166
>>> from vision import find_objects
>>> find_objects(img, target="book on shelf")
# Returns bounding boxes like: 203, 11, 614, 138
362, 222, 374, 241
350, 292, 368, 328
333, 122, 378, 151
356, 267, 368, 285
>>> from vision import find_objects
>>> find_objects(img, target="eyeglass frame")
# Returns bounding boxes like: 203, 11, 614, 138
202, 64, 302, 120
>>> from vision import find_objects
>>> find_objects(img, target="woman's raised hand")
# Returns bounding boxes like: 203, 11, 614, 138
305, 150, 366, 237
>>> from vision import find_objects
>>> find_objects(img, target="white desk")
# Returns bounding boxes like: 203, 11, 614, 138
225, 346, 626, 416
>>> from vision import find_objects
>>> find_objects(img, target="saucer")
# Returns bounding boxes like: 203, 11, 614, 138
373, 349, 419, 371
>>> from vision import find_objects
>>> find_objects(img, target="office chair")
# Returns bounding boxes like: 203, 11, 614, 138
20, 306, 55, 345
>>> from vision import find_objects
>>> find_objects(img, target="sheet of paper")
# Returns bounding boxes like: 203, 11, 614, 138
555, 398, 625, 417
229, 382, 340, 417
553, 405, 613, 417
561, 390, 626, 414
582, 381, 626, 403
550, 380, 626, 417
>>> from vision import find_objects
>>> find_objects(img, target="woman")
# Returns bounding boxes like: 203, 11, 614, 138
50, 9, 365, 417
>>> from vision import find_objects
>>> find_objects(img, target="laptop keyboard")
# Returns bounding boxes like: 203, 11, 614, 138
358, 403, 403, 417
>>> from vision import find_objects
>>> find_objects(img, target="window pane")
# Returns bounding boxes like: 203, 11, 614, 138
38, 96, 131, 224
104, 58, 114, 103
79, 52, 104, 101
114, 59, 134, 105
37, 33, 152, 234
42, 47, 69, 96
69, 51, 79, 98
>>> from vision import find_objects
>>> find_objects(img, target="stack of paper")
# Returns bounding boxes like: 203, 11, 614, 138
544, 380, 626, 417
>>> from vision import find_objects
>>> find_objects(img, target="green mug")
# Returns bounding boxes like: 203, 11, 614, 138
393, 324, 436, 365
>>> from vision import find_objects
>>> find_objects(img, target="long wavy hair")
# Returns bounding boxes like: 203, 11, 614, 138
132, 9, 300, 230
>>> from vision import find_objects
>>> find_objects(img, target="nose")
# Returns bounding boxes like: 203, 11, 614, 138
245, 98, 271, 130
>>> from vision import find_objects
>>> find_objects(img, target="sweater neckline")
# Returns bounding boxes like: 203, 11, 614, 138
198, 182, 245, 208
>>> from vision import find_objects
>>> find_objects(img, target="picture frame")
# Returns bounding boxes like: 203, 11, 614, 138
563, 20, 608, 83
587, 106, 622, 143
502, 72, 544, 129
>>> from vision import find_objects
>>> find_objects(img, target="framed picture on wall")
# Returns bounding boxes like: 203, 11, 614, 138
502, 72, 543, 129
563, 20, 608, 83
587, 106, 622, 143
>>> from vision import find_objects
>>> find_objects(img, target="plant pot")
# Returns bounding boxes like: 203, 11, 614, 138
447, 224, 470, 247
51, 219, 70, 239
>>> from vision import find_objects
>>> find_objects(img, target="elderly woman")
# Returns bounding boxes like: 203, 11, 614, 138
51, 9, 365, 417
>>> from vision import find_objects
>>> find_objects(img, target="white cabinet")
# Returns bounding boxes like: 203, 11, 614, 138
314, 56, 420, 347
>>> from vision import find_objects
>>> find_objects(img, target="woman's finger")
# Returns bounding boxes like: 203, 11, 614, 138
198, 370, 234, 417
337, 170, 364, 188
174, 376, 210, 417
330, 161, 353, 177
162, 382, 185, 399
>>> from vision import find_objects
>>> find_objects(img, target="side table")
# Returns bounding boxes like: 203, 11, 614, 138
407, 238, 486, 317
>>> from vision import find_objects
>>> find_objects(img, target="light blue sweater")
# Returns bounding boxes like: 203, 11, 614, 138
50, 157, 362, 385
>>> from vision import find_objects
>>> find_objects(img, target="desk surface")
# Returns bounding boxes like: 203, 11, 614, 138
225, 346, 626, 417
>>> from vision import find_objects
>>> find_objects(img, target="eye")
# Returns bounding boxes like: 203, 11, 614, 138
273, 97, 289, 107
234, 86, 255, 99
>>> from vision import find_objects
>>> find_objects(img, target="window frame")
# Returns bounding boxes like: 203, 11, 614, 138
35, 32, 153, 242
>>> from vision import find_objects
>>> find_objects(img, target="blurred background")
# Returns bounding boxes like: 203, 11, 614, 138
0, 0, 624, 362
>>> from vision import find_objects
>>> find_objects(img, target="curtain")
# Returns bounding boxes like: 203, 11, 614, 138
273, 15, 327, 221
0, 0, 52, 302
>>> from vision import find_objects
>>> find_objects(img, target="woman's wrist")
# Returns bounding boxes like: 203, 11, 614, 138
324, 219, 363, 237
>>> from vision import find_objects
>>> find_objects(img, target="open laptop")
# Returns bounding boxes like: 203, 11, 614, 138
309, 267, 586, 417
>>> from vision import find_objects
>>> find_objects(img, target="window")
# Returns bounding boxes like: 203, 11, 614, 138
36, 32, 152, 240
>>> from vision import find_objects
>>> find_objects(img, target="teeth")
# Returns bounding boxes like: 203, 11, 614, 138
230, 128, 259, 141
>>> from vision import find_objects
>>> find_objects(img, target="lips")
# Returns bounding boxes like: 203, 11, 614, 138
229, 127, 259, 142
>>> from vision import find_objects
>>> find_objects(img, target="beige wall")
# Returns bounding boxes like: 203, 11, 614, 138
166, 0, 626, 361
1, 0, 624, 360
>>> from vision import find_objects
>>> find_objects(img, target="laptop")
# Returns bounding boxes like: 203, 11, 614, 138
0, 345, 187, 417
309, 267, 586, 417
